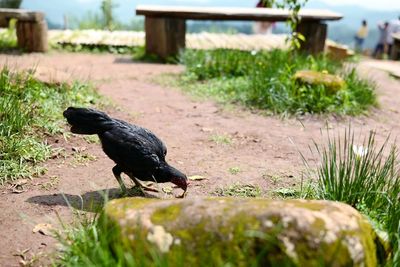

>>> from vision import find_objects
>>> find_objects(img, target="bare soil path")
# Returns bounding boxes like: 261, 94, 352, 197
0, 53, 399, 266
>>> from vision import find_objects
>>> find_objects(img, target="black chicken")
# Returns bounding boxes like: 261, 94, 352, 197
63, 107, 188, 196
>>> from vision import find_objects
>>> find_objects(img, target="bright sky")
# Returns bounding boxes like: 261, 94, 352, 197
74, 0, 400, 11
318, 0, 400, 10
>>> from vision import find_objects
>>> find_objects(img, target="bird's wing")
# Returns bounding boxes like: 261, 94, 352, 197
115, 119, 167, 158
100, 120, 167, 172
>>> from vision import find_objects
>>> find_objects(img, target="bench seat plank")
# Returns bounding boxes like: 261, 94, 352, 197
136, 5, 343, 58
136, 5, 343, 22
0, 8, 44, 22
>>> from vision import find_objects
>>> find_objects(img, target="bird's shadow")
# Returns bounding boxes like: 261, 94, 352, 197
26, 187, 158, 212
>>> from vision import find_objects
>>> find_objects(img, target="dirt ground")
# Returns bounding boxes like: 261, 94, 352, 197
0, 52, 399, 266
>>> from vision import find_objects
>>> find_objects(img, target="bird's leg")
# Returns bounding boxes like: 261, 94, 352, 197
127, 173, 160, 193
112, 165, 127, 194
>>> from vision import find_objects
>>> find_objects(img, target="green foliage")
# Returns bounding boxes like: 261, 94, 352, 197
69, 0, 118, 30
70, 11, 104, 30
260, 0, 309, 50
303, 129, 400, 265
55, 212, 135, 267
210, 134, 233, 145
0, 19, 18, 51
52, 43, 137, 55
180, 49, 376, 115
0, 0, 22, 8
0, 67, 101, 183
214, 183, 262, 197
101, 0, 116, 31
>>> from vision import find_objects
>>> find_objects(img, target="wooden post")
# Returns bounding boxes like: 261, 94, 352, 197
16, 18, 48, 52
391, 38, 400, 60
145, 17, 186, 59
296, 21, 327, 55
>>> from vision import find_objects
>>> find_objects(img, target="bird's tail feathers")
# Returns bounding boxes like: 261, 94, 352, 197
63, 107, 114, 135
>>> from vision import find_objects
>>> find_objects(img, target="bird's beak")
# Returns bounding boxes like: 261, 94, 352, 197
171, 176, 188, 197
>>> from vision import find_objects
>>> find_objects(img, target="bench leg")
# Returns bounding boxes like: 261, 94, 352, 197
296, 21, 327, 55
145, 17, 186, 59
16, 19, 48, 52
391, 40, 400, 60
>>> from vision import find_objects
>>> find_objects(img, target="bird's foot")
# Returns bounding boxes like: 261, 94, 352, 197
141, 185, 160, 193
128, 186, 147, 196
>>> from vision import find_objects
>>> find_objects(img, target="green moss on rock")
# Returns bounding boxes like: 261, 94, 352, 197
104, 197, 386, 266
294, 70, 346, 93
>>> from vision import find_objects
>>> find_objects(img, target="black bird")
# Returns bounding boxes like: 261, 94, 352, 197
63, 107, 188, 196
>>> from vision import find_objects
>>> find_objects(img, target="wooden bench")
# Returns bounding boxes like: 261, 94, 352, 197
0, 8, 48, 52
136, 5, 343, 59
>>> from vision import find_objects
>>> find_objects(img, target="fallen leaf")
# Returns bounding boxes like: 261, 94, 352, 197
33, 223, 54, 236
162, 186, 173, 194
188, 175, 208, 181
201, 127, 213, 133
12, 179, 29, 187
11, 188, 27, 194
72, 146, 87, 152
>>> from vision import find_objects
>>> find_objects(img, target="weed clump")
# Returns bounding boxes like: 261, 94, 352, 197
0, 68, 101, 183
303, 129, 400, 265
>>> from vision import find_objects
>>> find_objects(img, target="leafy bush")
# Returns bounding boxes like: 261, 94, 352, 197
180, 49, 377, 115
0, 67, 101, 183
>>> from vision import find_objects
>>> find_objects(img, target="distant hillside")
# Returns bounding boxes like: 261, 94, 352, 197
22, 0, 400, 49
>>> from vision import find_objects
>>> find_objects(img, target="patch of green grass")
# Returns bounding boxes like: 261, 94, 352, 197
55, 212, 142, 267
51, 42, 138, 55
40, 176, 60, 191
179, 49, 377, 115
228, 166, 241, 175
302, 129, 400, 265
210, 133, 233, 145
214, 183, 261, 197
0, 67, 102, 183
82, 135, 100, 144
262, 172, 283, 185
272, 188, 299, 198
72, 152, 98, 166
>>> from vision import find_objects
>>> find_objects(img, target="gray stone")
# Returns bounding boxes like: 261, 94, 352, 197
105, 197, 384, 267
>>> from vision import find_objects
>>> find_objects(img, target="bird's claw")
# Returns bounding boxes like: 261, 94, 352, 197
175, 190, 187, 198
142, 185, 160, 193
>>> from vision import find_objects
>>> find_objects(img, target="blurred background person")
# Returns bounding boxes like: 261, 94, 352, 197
253, 0, 275, 34
354, 20, 368, 52
373, 21, 389, 58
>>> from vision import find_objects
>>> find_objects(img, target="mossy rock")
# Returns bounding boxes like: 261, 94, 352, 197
105, 197, 385, 267
294, 70, 345, 93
